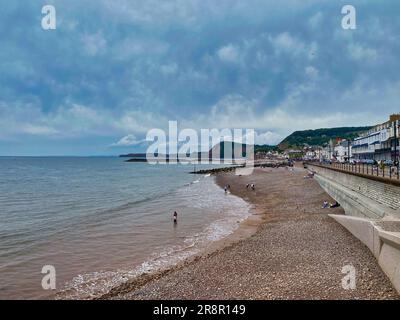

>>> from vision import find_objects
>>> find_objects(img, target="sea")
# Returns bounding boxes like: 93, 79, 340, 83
0, 157, 251, 299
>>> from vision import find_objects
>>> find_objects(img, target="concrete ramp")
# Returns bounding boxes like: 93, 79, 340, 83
330, 214, 400, 293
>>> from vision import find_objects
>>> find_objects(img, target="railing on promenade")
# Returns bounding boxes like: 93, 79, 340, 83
305, 160, 400, 181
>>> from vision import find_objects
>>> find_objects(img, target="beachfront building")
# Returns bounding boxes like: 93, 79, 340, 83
304, 148, 315, 160
352, 114, 400, 162
333, 139, 352, 163
303, 146, 323, 161
321, 139, 338, 161
321, 145, 331, 161
314, 148, 323, 161
305, 150, 316, 160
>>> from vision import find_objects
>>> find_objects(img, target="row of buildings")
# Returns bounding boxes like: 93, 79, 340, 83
352, 114, 400, 161
285, 114, 400, 163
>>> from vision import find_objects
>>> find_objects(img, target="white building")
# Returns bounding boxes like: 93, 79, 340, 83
333, 139, 352, 163
321, 140, 336, 161
352, 114, 400, 161
304, 149, 316, 160
314, 148, 323, 160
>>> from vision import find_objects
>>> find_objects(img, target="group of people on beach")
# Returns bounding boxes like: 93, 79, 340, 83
246, 183, 255, 190
322, 201, 340, 209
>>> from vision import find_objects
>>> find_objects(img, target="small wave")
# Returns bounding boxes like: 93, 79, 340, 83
60, 213, 251, 300
58, 242, 201, 300
57, 178, 251, 300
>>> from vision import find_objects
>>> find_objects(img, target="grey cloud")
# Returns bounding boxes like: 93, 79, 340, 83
0, 0, 399, 155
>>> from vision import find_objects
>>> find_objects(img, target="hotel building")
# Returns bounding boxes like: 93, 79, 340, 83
352, 114, 400, 162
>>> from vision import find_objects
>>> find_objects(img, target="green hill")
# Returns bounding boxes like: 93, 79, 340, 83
278, 126, 372, 150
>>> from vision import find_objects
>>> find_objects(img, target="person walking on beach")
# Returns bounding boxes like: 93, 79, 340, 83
173, 211, 178, 224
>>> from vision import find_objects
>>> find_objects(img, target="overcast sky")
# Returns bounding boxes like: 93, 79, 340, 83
1, 0, 399, 155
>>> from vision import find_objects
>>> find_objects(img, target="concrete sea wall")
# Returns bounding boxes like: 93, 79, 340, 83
307, 164, 400, 293
308, 164, 400, 219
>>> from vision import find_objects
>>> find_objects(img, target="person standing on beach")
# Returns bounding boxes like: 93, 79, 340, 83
173, 211, 178, 224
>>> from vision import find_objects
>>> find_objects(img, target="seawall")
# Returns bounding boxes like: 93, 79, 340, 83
308, 163, 400, 219
308, 163, 400, 293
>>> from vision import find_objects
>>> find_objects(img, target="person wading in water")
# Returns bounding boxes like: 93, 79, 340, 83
173, 211, 178, 224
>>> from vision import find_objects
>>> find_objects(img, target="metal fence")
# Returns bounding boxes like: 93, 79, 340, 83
315, 162, 400, 180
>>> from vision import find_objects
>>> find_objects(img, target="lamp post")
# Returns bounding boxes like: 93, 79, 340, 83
347, 140, 351, 163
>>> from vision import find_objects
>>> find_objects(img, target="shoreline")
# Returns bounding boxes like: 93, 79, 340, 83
103, 165, 399, 300
95, 175, 263, 300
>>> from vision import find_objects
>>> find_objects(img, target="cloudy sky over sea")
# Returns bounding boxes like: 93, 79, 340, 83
1, 0, 400, 155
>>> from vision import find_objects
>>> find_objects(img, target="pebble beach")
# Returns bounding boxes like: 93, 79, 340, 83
105, 165, 399, 300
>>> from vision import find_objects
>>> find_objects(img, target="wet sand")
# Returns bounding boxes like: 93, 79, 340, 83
106, 166, 399, 300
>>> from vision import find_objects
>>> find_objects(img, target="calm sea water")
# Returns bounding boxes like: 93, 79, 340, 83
0, 157, 251, 299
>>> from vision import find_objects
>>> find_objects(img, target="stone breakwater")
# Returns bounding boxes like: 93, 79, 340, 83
190, 161, 290, 174
190, 166, 242, 175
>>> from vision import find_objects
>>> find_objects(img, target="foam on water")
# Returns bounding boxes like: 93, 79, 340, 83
57, 176, 251, 300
